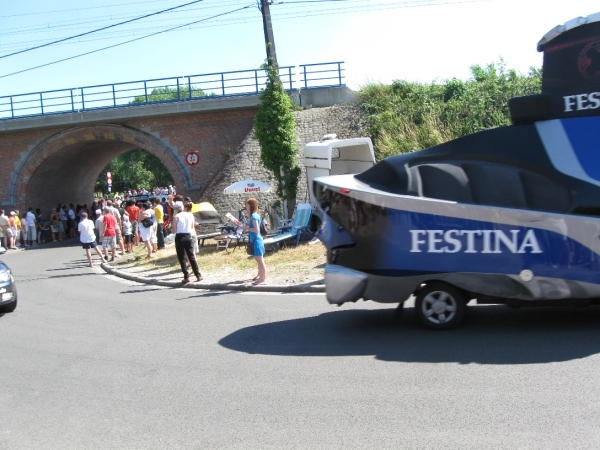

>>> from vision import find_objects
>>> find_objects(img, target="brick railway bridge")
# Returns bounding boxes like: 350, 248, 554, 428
0, 85, 356, 211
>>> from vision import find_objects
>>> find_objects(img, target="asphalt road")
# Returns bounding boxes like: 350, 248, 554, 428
2, 243, 600, 449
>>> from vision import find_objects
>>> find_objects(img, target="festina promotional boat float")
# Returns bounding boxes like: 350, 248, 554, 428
314, 13, 600, 329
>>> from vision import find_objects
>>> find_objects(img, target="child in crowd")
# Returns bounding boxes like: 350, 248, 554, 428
122, 213, 133, 253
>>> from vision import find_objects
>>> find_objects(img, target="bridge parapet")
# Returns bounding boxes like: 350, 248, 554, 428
0, 62, 345, 121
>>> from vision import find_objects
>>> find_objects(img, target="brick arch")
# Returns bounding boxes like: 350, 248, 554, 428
12, 124, 192, 210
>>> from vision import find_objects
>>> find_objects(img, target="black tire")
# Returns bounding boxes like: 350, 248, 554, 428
0, 298, 17, 314
414, 282, 466, 330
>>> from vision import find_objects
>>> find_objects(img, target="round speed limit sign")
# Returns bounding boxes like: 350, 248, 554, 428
185, 151, 200, 166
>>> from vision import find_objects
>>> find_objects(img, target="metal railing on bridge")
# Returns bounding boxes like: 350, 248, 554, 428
0, 61, 345, 121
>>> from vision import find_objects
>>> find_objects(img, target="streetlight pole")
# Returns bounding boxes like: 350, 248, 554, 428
259, 0, 278, 67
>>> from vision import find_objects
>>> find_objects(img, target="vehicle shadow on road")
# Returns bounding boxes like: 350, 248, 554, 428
219, 305, 600, 364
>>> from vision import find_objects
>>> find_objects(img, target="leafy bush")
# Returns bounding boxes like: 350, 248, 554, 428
254, 63, 301, 219
95, 148, 174, 193
130, 86, 208, 104
358, 60, 542, 161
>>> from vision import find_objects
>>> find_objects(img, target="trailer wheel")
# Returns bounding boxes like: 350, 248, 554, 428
414, 282, 466, 330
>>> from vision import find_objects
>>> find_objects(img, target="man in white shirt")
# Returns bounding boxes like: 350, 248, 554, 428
78, 212, 106, 267
25, 207, 37, 246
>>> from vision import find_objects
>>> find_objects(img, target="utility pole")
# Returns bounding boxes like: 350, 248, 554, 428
259, 0, 278, 67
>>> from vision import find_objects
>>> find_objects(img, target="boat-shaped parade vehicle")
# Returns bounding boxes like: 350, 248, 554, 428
313, 12, 600, 329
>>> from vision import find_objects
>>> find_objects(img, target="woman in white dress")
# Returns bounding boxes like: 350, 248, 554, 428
138, 202, 156, 259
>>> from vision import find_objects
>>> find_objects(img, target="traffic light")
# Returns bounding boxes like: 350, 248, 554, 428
106, 171, 112, 192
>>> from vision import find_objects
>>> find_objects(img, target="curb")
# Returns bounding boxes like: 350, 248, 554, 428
100, 263, 326, 293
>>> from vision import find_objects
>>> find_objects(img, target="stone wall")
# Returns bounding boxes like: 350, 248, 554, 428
201, 105, 366, 223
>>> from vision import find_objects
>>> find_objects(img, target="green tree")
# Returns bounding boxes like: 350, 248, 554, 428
358, 59, 542, 160
130, 86, 209, 104
254, 63, 301, 219
95, 148, 174, 193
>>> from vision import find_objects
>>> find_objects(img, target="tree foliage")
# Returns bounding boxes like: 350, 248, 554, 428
131, 86, 209, 104
254, 63, 301, 218
95, 148, 174, 193
358, 59, 543, 161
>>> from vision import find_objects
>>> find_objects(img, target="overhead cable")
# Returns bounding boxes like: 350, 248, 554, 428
0, 0, 175, 19
0, 4, 254, 79
0, 0, 487, 61
0, 0, 205, 59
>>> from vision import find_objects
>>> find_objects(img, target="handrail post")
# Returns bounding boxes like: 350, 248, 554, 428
40, 93, 44, 115
188, 77, 192, 99
255, 70, 259, 94
288, 67, 293, 91
10, 97, 14, 118
338, 62, 342, 86
303, 65, 308, 89
221, 73, 225, 96
70, 89, 75, 112
177, 78, 180, 100
81, 88, 85, 110
112, 85, 116, 107
144, 81, 148, 103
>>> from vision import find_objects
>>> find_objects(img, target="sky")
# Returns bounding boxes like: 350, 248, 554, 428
0, 0, 598, 99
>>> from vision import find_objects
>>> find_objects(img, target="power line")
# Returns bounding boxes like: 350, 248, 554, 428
0, 5, 254, 79
0, 0, 173, 19
0, 0, 464, 43
0, 0, 246, 35
0, 0, 205, 60
0, 0, 488, 76
0, 0, 486, 55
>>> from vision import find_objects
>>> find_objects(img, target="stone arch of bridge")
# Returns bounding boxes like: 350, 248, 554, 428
12, 124, 192, 210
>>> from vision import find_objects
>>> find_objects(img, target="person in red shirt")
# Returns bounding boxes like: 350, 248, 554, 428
125, 199, 141, 246
101, 207, 118, 261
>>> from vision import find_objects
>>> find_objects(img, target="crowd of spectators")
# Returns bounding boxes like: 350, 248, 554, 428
0, 188, 195, 264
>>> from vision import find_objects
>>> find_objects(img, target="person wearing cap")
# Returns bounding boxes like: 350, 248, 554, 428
78, 211, 107, 267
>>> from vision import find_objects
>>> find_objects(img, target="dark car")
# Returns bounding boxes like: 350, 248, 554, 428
127, 194, 158, 205
0, 260, 17, 313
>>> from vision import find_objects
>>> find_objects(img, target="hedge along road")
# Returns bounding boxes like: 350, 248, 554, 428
2, 243, 600, 449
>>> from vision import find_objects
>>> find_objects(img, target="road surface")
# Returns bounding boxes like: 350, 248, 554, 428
1, 243, 600, 449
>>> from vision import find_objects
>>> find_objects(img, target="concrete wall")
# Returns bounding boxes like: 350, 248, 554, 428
299, 86, 358, 109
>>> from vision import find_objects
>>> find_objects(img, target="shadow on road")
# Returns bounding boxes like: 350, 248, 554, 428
219, 305, 600, 364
